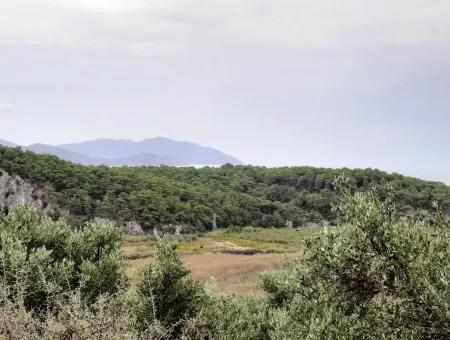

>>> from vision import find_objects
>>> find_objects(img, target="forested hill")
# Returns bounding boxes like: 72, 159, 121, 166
0, 146, 449, 231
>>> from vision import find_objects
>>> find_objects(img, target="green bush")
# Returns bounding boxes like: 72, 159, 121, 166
263, 176, 450, 338
206, 293, 273, 340
0, 205, 126, 311
133, 238, 207, 336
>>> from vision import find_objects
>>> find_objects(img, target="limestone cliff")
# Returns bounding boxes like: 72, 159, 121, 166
0, 170, 57, 215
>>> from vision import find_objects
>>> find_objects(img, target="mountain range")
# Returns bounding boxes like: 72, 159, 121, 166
0, 137, 242, 166
0, 139, 17, 148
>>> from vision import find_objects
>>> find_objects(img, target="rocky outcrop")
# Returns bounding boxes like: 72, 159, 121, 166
0, 170, 56, 215
122, 221, 145, 235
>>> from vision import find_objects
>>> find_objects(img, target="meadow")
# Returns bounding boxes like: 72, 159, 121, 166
122, 227, 319, 293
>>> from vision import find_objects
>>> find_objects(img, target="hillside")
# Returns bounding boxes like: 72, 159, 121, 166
0, 145, 449, 230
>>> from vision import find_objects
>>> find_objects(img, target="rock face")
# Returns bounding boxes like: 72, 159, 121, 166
0, 171, 56, 215
122, 221, 145, 235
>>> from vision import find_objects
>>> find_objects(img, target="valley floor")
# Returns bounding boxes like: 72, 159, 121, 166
122, 227, 318, 293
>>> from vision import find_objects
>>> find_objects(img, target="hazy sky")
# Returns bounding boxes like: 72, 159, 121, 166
0, 0, 449, 184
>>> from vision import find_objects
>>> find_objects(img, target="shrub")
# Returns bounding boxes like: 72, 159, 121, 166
0, 281, 138, 340
263, 176, 450, 338
71, 219, 126, 303
206, 293, 272, 340
0, 205, 126, 311
43, 291, 136, 340
0, 283, 39, 340
133, 238, 207, 336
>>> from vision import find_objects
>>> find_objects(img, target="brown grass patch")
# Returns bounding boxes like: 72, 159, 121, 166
126, 252, 300, 294
122, 228, 318, 293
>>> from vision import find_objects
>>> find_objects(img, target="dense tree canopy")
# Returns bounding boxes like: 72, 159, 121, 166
1, 146, 449, 231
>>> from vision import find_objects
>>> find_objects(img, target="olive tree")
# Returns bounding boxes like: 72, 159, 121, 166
0, 205, 126, 311
263, 176, 450, 338
134, 238, 207, 337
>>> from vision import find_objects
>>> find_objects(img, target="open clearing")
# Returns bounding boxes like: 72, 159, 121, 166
127, 252, 298, 293
123, 227, 318, 293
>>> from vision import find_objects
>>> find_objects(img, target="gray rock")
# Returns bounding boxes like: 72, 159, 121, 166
212, 212, 217, 231
0, 170, 56, 215
122, 221, 145, 235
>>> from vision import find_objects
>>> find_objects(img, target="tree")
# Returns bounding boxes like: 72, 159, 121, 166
0, 205, 126, 311
263, 176, 450, 338
134, 238, 207, 336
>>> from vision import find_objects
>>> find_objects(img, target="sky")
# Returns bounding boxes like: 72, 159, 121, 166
0, 0, 449, 184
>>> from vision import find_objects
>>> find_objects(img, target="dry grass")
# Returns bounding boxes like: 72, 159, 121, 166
126, 252, 301, 294
213, 226, 321, 252
122, 227, 319, 294
185, 252, 300, 294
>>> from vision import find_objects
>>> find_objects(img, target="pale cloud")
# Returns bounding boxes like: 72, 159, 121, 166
0, 0, 449, 56
48, 0, 151, 12
0, 102, 15, 114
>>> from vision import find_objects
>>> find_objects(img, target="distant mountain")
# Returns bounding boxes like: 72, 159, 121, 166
0, 139, 17, 147
59, 137, 242, 165
25, 144, 103, 165
24, 144, 181, 166
0, 137, 242, 166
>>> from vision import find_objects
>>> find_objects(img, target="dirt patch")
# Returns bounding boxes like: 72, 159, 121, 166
212, 240, 252, 252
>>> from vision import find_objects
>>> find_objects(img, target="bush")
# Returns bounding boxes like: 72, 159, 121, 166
0, 205, 126, 311
133, 238, 207, 336
263, 176, 450, 338
0, 283, 39, 340
0, 281, 138, 340
43, 291, 136, 340
206, 293, 272, 340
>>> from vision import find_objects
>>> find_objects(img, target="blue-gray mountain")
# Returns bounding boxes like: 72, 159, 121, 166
0, 139, 17, 147
0, 137, 242, 166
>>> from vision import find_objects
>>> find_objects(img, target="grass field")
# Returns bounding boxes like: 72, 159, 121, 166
213, 226, 320, 252
122, 226, 320, 293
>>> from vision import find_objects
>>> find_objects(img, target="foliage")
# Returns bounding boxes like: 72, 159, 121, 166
0, 205, 126, 311
1, 146, 449, 231
2, 174, 450, 338
133, 238, 207, 336
206, 293, 273, 340
0, 282, 139, 340
43, 291, 136, 340
262, 176, 450, 338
